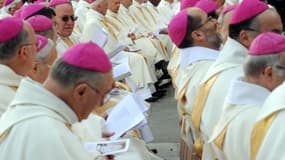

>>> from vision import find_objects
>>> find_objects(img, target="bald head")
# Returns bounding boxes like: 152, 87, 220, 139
54, 3, 75, 37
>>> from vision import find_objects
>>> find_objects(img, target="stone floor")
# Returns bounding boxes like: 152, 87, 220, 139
146, 86, 180, 160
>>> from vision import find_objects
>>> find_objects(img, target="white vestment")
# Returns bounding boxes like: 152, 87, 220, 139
0, 8, 12, 19
254, 82, 285, 160
106, 10, 166, 63
209, 76, 270, 160
0, 78, 104, 160
118, 5, 169, 61
196, 38, 248, 159
129, 1, 173, 58
74, 0, 90, 33
56, 33, 80, 56
175, 47, 218, 147
81, 9, 156, 97
0, 64, 23, 117
157, 0, 177, 22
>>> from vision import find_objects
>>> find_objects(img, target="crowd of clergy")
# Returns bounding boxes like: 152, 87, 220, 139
0, 0, 285, 159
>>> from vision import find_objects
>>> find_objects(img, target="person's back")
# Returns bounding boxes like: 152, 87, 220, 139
191, 0, 283, 159
0, 17, 36, 117
0, 42, 114, 160
0, 79, 96, 160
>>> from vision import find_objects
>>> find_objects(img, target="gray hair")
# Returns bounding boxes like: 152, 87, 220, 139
36, 38, 54, 63
36, 29, 54, 40
50, 58, 106, 88
244, 54, 285, 78
0, 29, 29, 60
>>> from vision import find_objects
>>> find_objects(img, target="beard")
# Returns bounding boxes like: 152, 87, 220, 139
205, 29, 223, 50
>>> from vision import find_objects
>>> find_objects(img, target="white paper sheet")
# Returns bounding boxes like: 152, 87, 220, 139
106, 94, 148, 139
84, 139, 130, 155
91, 29, 108, 48
112, 63, 132, 81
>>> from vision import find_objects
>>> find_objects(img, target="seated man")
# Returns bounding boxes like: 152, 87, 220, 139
0, 42, 114, 160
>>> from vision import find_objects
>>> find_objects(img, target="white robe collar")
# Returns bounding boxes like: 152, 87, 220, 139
10, 78, 78, 124
215, 37, 248, 65
0, 64, 23, 87
132, 0, 142, 8
225, 76, 270, 106
119, 4, 129, 13
179, 46, 219, 69
88, 9, 105, 21
106, 10, 117, 17
77, 0, 90, 8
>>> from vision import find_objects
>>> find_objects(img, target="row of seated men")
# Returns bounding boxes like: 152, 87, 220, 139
168, 0, 285, 160
0, 0, 184, 159
0, 0, 179, 103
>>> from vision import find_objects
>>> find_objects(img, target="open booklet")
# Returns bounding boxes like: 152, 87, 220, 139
105, 93, 149, 140
112, 63, 132, 81
91, 28, 108, 48
84, 139, 130, 156
108, 44, 126, 59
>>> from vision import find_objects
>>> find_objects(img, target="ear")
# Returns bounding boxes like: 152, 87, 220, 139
31, 62, 39, 73
17, 45, 28, 60
73, 83, 88, 100
191, 30, 205, 42
263, 65, 273, 87
239, 30, 253, 48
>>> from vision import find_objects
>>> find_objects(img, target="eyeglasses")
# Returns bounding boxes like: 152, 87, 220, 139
87, 83, 111, 104
21, 42, 35, 46
195, 16, 214, 30
274, 64, 285, 70
61, 15, 78, 22
243, 27, 260, 34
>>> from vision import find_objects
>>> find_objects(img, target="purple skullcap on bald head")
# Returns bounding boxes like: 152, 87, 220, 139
230, 0, 268, 24
27, 15, 53, 32
220, 5, 237, 15
249, 32, 285, 56
48, 0, 70, 7
180, 0, 199, 10
62, 42, 112, 72
21, 3, 45, 19
194, 0, 219, 14
0, 17, 23, 43
168, 10, 188, 47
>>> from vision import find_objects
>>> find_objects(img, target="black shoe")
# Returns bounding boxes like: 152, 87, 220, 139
156, 89, 167, 93
145, 96, 160, 102
157, 79, 172, 88
152, 91, 165, 98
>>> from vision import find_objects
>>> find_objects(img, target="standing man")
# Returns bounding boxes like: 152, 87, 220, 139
0, 42, 114, 160
191, 0, 283, 159
0, 17, 36, 116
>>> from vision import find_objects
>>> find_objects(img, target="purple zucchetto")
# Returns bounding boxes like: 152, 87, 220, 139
168, 10, 188, 46
249, 32, 285, 56
27, 15, 53, 32
48, 0, 70, 7
62, 42, 112, 72
230, 0, 268, 24
21, 3, 45, 19
194, 0, 219, 14
0, 17, 23, 43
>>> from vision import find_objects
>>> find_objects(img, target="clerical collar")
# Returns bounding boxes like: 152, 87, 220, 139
225, 76, 270, 106
107, 10, 117, 16
89, 9, 105, 20
132, 0, 142, 8
119, 4, 129, 12
179, 46, 219, 69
